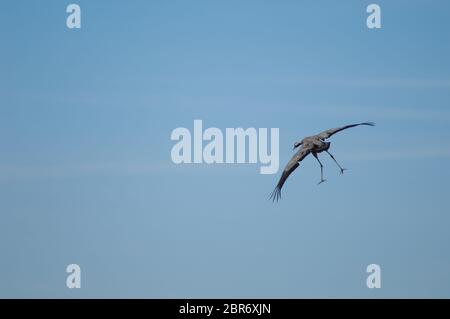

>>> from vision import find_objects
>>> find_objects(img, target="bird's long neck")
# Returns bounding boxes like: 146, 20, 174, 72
293, 141, 303, 149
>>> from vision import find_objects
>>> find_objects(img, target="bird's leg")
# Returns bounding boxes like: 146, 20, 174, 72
312, 153, 326, 184
325, 151, 346, 174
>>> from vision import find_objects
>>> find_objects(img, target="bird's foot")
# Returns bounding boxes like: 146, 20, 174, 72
317, 179, 326, 185
340, 168, 347, 175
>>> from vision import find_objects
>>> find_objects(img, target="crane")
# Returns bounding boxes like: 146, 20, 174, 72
270, 122, 375, 202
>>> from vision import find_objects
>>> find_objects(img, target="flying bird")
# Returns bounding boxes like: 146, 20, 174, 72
269, 122, 375, 201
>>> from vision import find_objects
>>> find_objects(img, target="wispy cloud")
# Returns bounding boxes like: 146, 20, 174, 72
162, 74, 450, 89
291, 76, 450, 89
0, 161, 260, 180
1, 146, 450, 181
342, 147, 450, 161
105, 74, 450, 93
307, 105, 450, 121
0, 162, 168, 180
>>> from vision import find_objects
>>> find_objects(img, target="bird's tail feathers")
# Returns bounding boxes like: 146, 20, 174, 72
269, 185, 282, 202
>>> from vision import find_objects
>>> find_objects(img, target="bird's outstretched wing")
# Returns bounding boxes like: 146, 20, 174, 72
269, 146, 312, 202
317, 122, 375, 140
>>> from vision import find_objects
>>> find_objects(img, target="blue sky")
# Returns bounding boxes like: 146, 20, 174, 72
1, 0, 450, 298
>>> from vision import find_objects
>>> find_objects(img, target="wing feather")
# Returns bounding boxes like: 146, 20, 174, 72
269, 146, 311, 202
317, 122, 375, 140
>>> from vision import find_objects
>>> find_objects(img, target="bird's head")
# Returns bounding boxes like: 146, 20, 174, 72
293, 141, 303, 150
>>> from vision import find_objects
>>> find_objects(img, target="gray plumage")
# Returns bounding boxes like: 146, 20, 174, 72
270, 122, 375, 202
